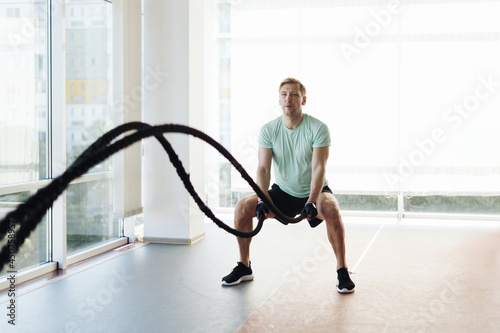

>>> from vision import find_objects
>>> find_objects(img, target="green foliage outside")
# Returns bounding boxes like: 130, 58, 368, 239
405, 196, 500, 214
225, 190, 500, 215
0, 192, 47, 276
335, 194, 397, 211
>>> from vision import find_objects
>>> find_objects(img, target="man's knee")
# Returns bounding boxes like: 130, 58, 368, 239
319, 196, 341, 220
235, 195, 258, 218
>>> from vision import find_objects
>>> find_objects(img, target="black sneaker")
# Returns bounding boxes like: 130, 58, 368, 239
221, 262, 254, 286
336, 267, 355, 293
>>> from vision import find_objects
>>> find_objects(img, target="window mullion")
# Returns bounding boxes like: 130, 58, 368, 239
50, 0, 68, 270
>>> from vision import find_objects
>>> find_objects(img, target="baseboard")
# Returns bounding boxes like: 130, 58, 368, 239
144, 232, 206, 245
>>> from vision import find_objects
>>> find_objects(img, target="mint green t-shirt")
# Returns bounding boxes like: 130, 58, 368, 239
258, 114, 330, 198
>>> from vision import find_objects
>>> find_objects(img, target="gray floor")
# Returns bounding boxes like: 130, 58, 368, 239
1, 217, 500, 332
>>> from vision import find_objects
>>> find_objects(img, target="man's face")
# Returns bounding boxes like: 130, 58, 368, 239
279, 83, 306, 116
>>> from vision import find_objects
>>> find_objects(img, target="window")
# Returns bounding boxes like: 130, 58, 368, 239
0, 0, 122, 287
66, 179, 115, 253
6, 8, 20, 18
65, 0, 116, 254
207, 1, 500, 217
0, 191, 48, 276
0, 2, 48, 186
0, 0, 49, 275
405, 196, 500, 215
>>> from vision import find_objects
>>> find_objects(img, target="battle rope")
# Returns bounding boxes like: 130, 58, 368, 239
0, 122, 307, 271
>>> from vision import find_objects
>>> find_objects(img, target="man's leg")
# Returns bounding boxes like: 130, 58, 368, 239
234, 194, 259, 267
317, 192, 355, 293
317, 192, 347, 270
221, 195, 258, 286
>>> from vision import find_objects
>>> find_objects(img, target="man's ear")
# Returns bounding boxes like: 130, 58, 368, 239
302, 96, 307, 105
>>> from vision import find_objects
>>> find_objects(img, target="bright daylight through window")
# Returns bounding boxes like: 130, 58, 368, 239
65, 0, 117, 255
0, 0, 117, 277
206, 0, 500, 217
0, 0, 49, 276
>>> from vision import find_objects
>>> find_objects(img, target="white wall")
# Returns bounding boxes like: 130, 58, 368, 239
143, 0, 206, 244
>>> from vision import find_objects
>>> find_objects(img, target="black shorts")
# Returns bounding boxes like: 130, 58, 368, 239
267, 183, 333, 228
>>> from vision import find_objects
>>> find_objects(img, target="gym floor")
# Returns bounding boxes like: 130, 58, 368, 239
1, 217, 499, 332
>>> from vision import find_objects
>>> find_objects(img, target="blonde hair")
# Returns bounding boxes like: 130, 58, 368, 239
279, 78, 306, 96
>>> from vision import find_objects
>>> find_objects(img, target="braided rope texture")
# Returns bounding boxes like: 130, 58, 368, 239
0, 122, 306, 271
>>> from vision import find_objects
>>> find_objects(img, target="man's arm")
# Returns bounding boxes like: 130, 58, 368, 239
256, 147, 273, 201
308, 146, 329, 203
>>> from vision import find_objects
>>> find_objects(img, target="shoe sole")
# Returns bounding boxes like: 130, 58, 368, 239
221, 274, 254, 286
336, 279, 355, 294
337, 286, 355, 293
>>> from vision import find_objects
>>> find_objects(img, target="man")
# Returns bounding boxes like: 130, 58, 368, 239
221, 78, 355, 293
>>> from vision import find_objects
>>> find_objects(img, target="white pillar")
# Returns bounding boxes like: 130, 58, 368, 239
113, 0, 143, 228
143, 0, 206, 244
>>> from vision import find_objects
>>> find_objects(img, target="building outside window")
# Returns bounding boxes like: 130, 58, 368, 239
0, 0, 49, 276
0, 0, 119, 279
65, 0, 117, 254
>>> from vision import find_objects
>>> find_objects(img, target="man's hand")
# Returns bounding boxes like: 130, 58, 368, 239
302, 201, 318, 220
255, 200, 270, 220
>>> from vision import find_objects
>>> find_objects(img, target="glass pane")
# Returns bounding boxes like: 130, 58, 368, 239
65, 0, 113, 172
207, 1, 500, 209
402, 3, 500, 34
66, 178, 118, 254
0, 0, 49, 185
405, 196, 500, 215
336, 195, 398, 212
0, 191, 48, 276
399, 40, 500, 194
